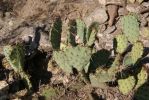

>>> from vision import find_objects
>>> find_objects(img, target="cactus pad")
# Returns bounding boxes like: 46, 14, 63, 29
131, 42, 143, 64
76, 19, 86, 43
86, 22, 99, 46
116, 34, 128, 54
135, 67, 148, 89
123, 53, 133, 67
50, 17, 62, 50
3, 45, 32, 89
118, 76, 136, 95
121, 14, 139, 43
53, 46, 91, 74
89, 68, 116, 88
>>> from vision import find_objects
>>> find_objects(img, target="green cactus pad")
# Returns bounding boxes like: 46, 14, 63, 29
116, 34, 128, 54
89, 68, 116, 88
50, 17, 62, 50
131, 42, 143, 64
121, 14, 139, 43
3, 45, 32, 89
76, 19, 86, 43
135, 67, 148, 89
3, 45, 25, 72
89, 74, 107, 88
86, 22, 99, 46
53, 46, 91, 74
118, 76, 136, 95
68, 20, 77, 46
123, 53, 133, 67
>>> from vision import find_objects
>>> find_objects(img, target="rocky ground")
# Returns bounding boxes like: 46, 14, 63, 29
0, 0, 149, 100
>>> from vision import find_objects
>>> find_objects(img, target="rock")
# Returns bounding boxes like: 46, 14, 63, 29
98, 0, 106, 5
136, 0, 144, 4
142, 2, 149, 7
20, 27, 34, 42
103, 26, 116, 34
118, 8, 125, 16
99, 24, 107, 33
126, 4, 141, 13
17, 0, 49, 20
84, 7, 108, 27
98, 0, 124, 6
107, 5, 118, 26
128, 0, 135, 3
140, 15, 148, 27
96, 31, 114, 50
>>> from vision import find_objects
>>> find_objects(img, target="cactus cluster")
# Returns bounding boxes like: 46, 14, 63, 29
50, 18, 99, 74
49, 14, 148, 96
3, 45, 32, 89
117, 67, 148, 95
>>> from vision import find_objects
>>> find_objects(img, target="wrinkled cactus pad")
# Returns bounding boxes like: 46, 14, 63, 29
3, 45, 32, 89
76, 19, 86, 43
121, 14, 139, 43
53, 46, 91, 74
116, 34, 128, 54
135, 67, 148, 89
118, 76, 136, 95
131, 42, 143, 64
89, 68, 116, 88
123, 53, 133, 67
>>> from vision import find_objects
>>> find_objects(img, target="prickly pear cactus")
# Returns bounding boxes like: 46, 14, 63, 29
121, 14, 139, 43
3, 45, 32, 89
76, 19, 86, 43
53, 46, 91, 74
68, 20, 77, 47
116, 34, 128, 54
89, 74, 107, 88
118, 76, 136, 95
123, 53, 133, 67
135, 67, 148, 89
86, 22, 99, 46
89, 68, 116, 88
130, 42, 143, 64
50, 17, 62, 50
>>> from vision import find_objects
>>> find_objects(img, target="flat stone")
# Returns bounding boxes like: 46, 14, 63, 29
126, 4, 141, 13
84, 7, 108, 27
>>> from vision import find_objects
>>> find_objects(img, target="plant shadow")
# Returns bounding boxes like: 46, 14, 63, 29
89, 49, 111, 72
